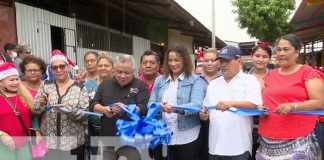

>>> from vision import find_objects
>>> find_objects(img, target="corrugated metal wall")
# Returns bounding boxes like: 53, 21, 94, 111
15, 3, 151, 77
15, 3, 76, 63
133, 36, 151, 75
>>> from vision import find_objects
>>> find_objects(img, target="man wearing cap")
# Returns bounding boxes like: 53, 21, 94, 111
13, 42, 32, 79
199, 45, 262, 160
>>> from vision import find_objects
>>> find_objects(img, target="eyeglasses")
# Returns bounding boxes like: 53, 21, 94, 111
25, 69, 41, 74
51, 64, 67, 71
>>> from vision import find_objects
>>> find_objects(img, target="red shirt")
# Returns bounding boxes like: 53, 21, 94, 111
25, 86, 38, 98
259, 65, 321, 140
139, 73, 160, 95
0, 95, 31, 148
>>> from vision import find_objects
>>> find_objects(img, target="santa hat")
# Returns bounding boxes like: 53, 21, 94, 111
50, 50, 79, 70
0, 63, 19, 80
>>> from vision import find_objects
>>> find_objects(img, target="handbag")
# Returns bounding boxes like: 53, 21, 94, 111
0, 91, 48, 158
31, 139, 48, 158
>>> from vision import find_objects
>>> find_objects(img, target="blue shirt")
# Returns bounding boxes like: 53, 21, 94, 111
149, 74, 207, 131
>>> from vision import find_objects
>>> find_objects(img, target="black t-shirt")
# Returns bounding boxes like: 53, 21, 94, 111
90, 76, 149, 136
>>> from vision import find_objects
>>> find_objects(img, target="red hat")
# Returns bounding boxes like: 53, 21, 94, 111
50, 50, 78, 70
0, 63, 19, 80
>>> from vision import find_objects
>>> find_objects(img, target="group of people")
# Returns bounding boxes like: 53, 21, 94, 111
0, 33, 324, 160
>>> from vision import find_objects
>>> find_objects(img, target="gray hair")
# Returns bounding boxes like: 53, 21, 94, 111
114, 54, 135, 70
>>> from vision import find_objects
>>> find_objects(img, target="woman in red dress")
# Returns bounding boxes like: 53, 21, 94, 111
257, 34, 324, 159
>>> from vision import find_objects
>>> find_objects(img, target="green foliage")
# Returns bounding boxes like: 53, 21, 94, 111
232, 0, 295, 43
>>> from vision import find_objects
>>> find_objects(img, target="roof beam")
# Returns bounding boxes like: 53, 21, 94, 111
91, 0, 146, 22
126, 0, 171, 8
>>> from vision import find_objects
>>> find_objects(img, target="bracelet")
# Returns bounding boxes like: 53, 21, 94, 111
293, 103, 298, 112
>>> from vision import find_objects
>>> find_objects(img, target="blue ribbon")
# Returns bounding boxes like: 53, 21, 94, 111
225, 107, 268, 116
173, 105, 324, 116
46, 106, 103, 117
172, 105, 268, 116
291, 110, 324, 115
116, 103, 171, 148
171, 105, 215, 112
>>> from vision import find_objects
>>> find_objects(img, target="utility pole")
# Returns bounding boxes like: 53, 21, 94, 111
211, 0, 216, 48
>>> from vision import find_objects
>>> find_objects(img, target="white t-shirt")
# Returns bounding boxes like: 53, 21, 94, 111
204, 71, 262, 156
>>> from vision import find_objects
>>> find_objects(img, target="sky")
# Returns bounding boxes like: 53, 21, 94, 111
175, 0, 302, 43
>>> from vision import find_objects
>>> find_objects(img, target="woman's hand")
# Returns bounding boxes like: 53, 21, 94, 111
0, 131, 15, 150
161, 102, 177, 113
39, 93, 48, 106
74, 69, 86, 84
199, 106, 209, 121
35, 130, 42, 144
51, 104, 70, 114
275, 103, 295, 115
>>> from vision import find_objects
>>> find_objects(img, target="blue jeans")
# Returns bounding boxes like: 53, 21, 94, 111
209, 151, 251, 160
314, 122, 324, 150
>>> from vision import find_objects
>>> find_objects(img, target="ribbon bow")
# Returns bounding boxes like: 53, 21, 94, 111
116, 103, 171, 148
195, 47, 204, 62
257, 40, 270, 47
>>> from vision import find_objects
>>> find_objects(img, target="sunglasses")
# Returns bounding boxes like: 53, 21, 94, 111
51, 64, 67, 71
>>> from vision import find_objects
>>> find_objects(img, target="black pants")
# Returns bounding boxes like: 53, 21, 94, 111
167, 136, 201, 160
45, 145, 85, 160
209, 151, 251, 160
149, 144, 165, 160
199, 120, 209, 160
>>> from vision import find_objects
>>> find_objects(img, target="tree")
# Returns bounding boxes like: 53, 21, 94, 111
232, 0, 295, 43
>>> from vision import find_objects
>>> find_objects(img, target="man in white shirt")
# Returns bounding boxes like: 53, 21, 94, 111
200, 45, 262, 160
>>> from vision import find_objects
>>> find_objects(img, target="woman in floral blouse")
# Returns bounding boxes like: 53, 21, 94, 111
32, 50, 88, 160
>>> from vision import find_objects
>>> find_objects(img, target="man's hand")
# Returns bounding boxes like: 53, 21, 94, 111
103, 106, 114, 118
94, 104, 114, 118
216, 101, 231, 111
111, 103, 125, 116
